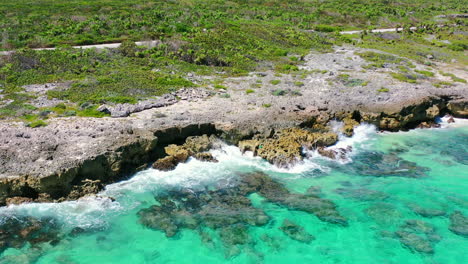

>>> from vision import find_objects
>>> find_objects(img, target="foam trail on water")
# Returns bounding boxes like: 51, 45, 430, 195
305, 123, 377, 163
0, 196, 121, 229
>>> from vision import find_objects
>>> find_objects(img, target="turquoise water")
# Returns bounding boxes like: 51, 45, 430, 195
1, 120, 467, 264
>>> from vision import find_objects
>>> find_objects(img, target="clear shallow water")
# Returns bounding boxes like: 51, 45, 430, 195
1, 120, 467, 264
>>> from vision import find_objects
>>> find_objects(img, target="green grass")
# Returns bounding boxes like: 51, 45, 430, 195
390, 72, 418, 83
434, 81, 453, 88
262, 103, 272, 108
294, 81, 304, 87
272, 89, 287, 96
26, 119, 47, 128
245, 89, 255, 94
415, 70, 434, 77
270, 80, 281, 85
377, 87, 389, 92
439, 71, 467, 83
357, 26, 468, 65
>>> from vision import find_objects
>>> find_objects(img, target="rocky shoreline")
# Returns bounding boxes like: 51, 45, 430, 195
1, 46, 467, 206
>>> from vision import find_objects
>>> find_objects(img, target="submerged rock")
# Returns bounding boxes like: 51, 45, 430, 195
407, 203, 446, 218
138, 171, 347, 255
347, 151, 429, 178
393, 219, 440, 254
279, 219, 315, 243
449, 211, 468, 237
335, 187, 389, 201
395, 231, 434, 254
0, 215, 62, 254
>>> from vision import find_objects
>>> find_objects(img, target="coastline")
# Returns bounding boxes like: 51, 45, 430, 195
1, 46, 467, 206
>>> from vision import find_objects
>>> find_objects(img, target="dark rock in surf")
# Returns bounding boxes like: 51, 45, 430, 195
279, 219, 315, 243
449, 211, 468, 237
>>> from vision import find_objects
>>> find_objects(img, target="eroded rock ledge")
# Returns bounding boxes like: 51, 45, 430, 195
0, 95, 467, 206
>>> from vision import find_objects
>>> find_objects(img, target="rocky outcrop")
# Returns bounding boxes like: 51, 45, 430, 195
238, 128, 338, 167
447, 99, 468, 118
152, 134, 220, 171
0, 123, 217, 205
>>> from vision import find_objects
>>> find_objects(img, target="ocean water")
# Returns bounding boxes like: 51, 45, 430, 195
1, 119, 467, 264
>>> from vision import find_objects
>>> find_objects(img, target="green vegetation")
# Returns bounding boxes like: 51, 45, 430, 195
270, 80, 281, 85
2, 0, 464, 50
337, 74, 366, 87
390, 72, 418, 83
377, 87, 389, 92
415, 69, 434, 77
262, 103, 272, 108
245, 89, 255, 94
357, 26, 468, 65
26, 119, 47, 128
434, 81, 453, 88
272, 89, 287, 96
294, 81, 304, 87
439, 71, 467, 83
357, 51, 404, 68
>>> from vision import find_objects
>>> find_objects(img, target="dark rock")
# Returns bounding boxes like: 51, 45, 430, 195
152, 156, 178, 171
193, 152, 218, 163
279, 219, 315, 243
407, 204, 446, 218
401, 220, 435, 235
335, 187, 389, 201
347, 151, 429, 178
5, 196, 34, 205
395, 231, 434, 254
449, 211, 468, 237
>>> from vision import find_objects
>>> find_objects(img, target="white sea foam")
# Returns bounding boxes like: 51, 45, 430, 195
438, 115, 468, 128
304, 122, 377, 163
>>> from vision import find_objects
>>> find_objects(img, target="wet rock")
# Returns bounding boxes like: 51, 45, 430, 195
447, 99, 468, 118
239, 128, 338, 167
193, 152, 218, 162
0, 216, 62, 254
395, 231, 434, 254
416, 122, 441, 129
341, 117, 359, 137
5, 196, 34, 205
152, 135, 219, 171
67, 179, 103, 200
152, 156, 178, 171
449, 211, 468, 237
279, 219, 315, 243
407, 204, 445, 218
348, 151, 429, 178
